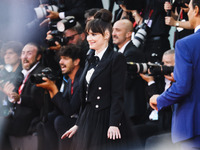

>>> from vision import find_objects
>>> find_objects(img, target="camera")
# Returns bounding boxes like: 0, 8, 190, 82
46, 28, 68, 47
0, 64, 13, 87
132, 23, 149, 48
34, 5, 59, 19
115, 0, 146, 11
127, 62, 174, 76
30, 67, 60, 84
46, 16, 76, 47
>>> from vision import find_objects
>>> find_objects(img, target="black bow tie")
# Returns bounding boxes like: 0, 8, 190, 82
88, 55, 99, 70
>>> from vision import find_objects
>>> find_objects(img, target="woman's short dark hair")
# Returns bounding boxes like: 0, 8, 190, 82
1, 41, 23, 56
85, 9, 113, 37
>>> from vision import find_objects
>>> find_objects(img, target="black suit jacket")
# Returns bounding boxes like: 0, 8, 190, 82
7, 63, 50, 136
51, 68, 82, 117
146, 76, 172, 131
78, 46, 126, 126
123, 41, 147, 118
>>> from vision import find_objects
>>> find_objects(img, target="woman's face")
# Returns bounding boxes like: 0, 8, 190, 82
86, 30, 108, 51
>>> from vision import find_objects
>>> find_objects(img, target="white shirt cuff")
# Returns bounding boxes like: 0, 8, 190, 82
148, 81, 155, 86
59, 12, 65, 19
8, 96, 15, 103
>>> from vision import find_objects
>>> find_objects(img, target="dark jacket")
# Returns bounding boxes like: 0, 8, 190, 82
7, 63, 51, 136
78, 46, 127, 126
123, 41, 147, 118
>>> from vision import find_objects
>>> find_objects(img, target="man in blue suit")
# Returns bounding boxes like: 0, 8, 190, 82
149, 0, 200, 149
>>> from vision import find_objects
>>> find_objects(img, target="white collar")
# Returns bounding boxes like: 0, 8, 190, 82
118, 40, 130, 54
194, 25, 200, 33
21, 62, 39, 77
94, 47, 108, 60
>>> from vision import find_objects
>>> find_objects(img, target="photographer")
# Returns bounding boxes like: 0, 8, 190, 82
131, 49, 175, 149
36, 44, 83, 150
43, 21, 88, 75
120, 0, 171, 63
39, 0, 86, 27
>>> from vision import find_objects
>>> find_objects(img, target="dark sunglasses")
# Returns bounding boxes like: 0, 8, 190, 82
66, 33, 79, 41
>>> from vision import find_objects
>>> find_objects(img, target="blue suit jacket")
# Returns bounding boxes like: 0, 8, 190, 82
157, 29, 200, 143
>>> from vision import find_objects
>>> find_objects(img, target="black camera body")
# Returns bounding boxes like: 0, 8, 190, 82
30, 67, 60, 84
46, 16, 76, 47
46, 29, 69, 47
127, 62, 174, 76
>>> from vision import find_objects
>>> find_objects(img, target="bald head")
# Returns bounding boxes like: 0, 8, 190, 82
112, 19, 133, 48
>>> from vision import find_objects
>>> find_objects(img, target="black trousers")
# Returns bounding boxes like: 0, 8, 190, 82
54, 115, 76, 150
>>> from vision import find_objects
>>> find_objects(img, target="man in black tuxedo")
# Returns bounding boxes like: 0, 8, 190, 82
37, 44, 83, 150
112, 19, 147, 124
2, 43, 51, 150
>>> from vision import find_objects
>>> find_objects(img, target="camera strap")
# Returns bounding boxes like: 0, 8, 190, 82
147, 9, 154, 24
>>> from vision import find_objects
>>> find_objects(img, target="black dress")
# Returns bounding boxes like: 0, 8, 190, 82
69, 47, 141, 150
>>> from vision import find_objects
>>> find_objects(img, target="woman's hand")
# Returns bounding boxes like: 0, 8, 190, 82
107, 126, 121, 140
61, 125, 78, 139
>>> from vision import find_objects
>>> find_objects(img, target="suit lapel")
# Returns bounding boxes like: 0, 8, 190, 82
79, 61, 89, 91
123, 41, 131, 54
89, 47, 112, 84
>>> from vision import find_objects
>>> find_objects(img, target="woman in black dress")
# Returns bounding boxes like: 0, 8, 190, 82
61, 9, 138, 150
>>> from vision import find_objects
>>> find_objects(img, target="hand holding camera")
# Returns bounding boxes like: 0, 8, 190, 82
46, 16, 76, 47
140, 73, 154, 83
36, 77, 58, 98
31, 67, 60, 98
46, 31, 61, 50
46, 10, 59, 20
164, 72, 175, 82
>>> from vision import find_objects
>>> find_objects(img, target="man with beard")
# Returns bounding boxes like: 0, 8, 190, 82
36, 44, 83, 150
112, 19, 146, 125
3, 43, 50, 150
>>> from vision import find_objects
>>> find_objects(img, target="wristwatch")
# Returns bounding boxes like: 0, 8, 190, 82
175, 21, 180, 27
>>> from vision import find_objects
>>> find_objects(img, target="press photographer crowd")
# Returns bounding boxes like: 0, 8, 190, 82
0, 0, 199, 149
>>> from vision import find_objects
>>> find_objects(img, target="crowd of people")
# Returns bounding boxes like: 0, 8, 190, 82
0, 0, 199, 150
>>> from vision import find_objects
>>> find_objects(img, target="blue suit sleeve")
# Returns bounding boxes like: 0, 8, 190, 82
157, 39, 193, 110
